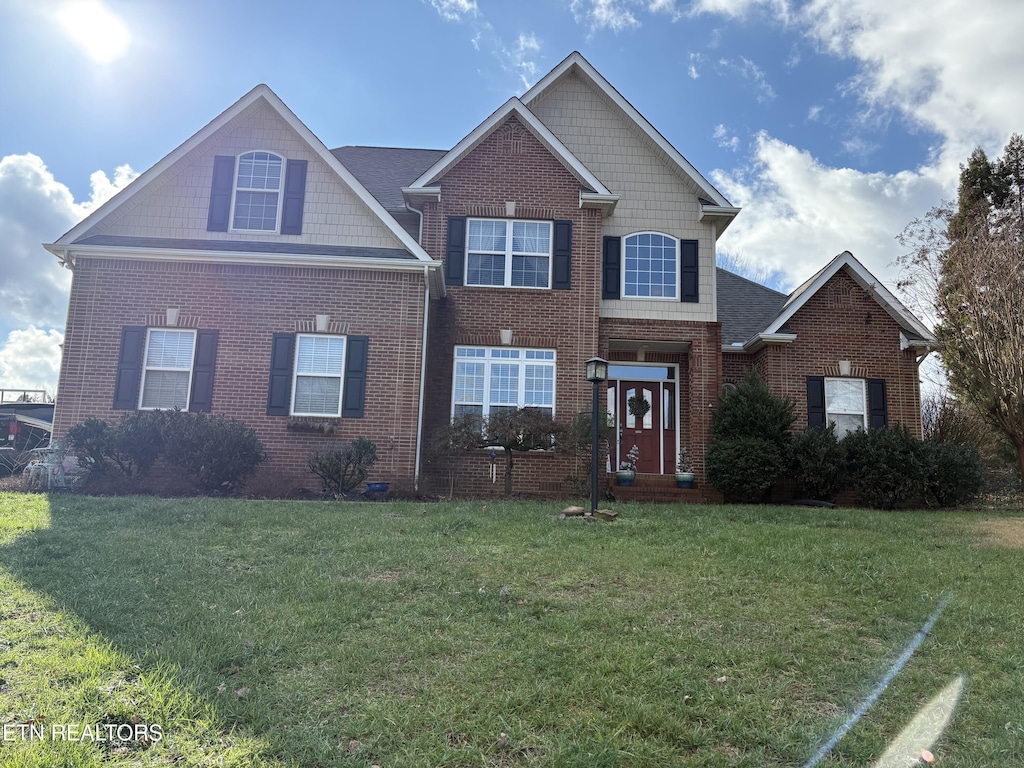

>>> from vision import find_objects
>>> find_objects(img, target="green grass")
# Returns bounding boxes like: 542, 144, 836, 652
0, 493, 1022, 767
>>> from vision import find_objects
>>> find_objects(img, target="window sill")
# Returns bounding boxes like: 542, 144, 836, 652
286, 417, 341, 435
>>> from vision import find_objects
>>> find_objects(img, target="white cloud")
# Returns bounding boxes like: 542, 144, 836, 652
0, 153, 136, 392
713, 133, 946, 292
718, 56, 776, 102
429, 0, 478, 21
713, 124, 740, 152
0, 327, 64, 394
570, 0, 641, 34
806, 104, 823, 121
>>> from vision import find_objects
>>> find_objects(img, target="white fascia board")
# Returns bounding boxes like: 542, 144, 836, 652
522, 52, 734, 209
766, 252, 937, 344
407, 97, 611, 196
742, 333, 798, 353
54, 85, 434, 264
579, 191, 620, 211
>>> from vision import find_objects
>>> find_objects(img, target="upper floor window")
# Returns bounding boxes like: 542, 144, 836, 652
452, 347, 556, 421
466, 219, 552, 288
232, 151, 283, 231
140, 329, 197, 410
623, 233, 678, 299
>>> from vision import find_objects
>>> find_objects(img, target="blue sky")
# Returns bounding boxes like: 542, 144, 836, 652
1, 0, 1022, 392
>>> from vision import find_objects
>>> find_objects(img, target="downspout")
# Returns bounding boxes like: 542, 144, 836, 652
414, 263, 430, 492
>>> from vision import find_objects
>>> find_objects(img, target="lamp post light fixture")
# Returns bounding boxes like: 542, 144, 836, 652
585, 356, 608, 514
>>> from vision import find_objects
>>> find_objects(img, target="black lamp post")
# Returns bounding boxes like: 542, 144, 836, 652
585, 356, 608, 514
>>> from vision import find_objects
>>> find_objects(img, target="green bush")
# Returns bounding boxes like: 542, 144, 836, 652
920, 441, 984, 507
308, 438, 378, 496
790, 425, 845, 501
67, 411, 166, 481
842, 424, 924, 509
161, 412, 267, 492
707, 371, 795, 502
706, 436, 785, 503
66, 411, 265, 494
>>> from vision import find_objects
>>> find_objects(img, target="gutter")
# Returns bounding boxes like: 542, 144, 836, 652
414, 264, 431, 492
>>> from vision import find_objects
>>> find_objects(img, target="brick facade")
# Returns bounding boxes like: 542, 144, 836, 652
55, 258, 427, 492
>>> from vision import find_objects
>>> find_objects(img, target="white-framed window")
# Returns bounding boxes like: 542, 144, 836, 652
825, 378, 866, 436
232, 151, 283, 231
291, 334, 346, 416
452, 347, 556, 421
466, 219, 552, 288
623, 232, 678, 299
139, 329, 197, 410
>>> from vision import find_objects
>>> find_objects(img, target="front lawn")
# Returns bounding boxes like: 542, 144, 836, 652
0, 493, 1021, 766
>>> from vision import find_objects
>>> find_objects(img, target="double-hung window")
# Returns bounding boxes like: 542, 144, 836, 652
466, 219, 552, 288
452, 347, 556, 421
623, 232, 678, 299
291, 334, 346, 417
232, 151, 283, 231
139, 329, 197, 410
825, 378, 866, 436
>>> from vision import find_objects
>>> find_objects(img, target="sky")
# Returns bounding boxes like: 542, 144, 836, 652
1, 0, 1022, 394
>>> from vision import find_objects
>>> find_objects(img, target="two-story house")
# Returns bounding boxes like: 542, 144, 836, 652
46, 52, 935, 498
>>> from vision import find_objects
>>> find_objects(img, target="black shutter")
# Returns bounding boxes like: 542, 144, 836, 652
807, 376, 825, 430
680, 239, 699, 302
189, 330, 218, 413
207, 156, 235, 232
868, 379, 888, 430
445, 216, 466, 286
602, 236, 621, 299
342, 336, 369, 418
280, 159, 307, 235
113, 326, 146, 410
266, 333, 295, 416
552, 219, 572, 290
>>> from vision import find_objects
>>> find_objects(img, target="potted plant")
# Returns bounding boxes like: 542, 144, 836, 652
616, 444, 640, 486
675, 448, 695, 488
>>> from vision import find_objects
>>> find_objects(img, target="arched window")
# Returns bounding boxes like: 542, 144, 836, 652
623, 232, 678, 299
233, 151, 283, 231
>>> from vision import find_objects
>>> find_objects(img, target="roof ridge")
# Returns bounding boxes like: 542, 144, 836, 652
716, 266, 787, 297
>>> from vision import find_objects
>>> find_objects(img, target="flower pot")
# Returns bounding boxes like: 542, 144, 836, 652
615, 469, 635, 487
675, 472, 695, 489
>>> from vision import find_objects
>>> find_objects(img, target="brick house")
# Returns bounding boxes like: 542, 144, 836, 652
46, 52, 935, 499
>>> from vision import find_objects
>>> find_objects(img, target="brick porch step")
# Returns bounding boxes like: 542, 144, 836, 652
604, 473, 705, 504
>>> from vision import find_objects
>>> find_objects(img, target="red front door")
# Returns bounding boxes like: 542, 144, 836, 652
619, 382, 660, 474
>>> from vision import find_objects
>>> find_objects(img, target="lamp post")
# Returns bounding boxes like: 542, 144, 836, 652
585, 356, 608, 515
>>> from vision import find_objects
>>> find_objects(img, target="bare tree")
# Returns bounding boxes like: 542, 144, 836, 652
899, 205, 1024, 481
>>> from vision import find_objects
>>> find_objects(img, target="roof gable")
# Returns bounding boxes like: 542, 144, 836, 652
48, 84, 434, 266
522, 52, 736, 215
405, 97, 614, 202
766, 251, 936, 345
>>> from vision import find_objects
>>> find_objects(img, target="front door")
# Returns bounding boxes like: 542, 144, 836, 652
619, 382, 661, 474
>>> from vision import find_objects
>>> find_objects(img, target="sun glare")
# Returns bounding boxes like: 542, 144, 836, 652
57, 0, 131, 63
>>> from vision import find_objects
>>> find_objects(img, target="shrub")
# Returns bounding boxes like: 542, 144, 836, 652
161, 412, 267, 492
308, 438, 378, 496
66, 417, 114, 476
920, 441, 984, 507
707, 371, 795, 502
706, 436, 785, 503
790, 425, 845, 501
842, 424, 924, 509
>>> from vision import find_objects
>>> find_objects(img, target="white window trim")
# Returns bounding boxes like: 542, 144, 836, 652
138, 328, 197, 411
451, 346, 557, 420
229, 150, 284, 233
290, 333, 346, 417
465, 218, 553, 289
824, 377, 867, 434
622, 231, 679, 301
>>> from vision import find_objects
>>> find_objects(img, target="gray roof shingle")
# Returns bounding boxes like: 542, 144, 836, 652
716, 268, 788, 346
331, 146, 447, 212
72, 235, 415, 260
